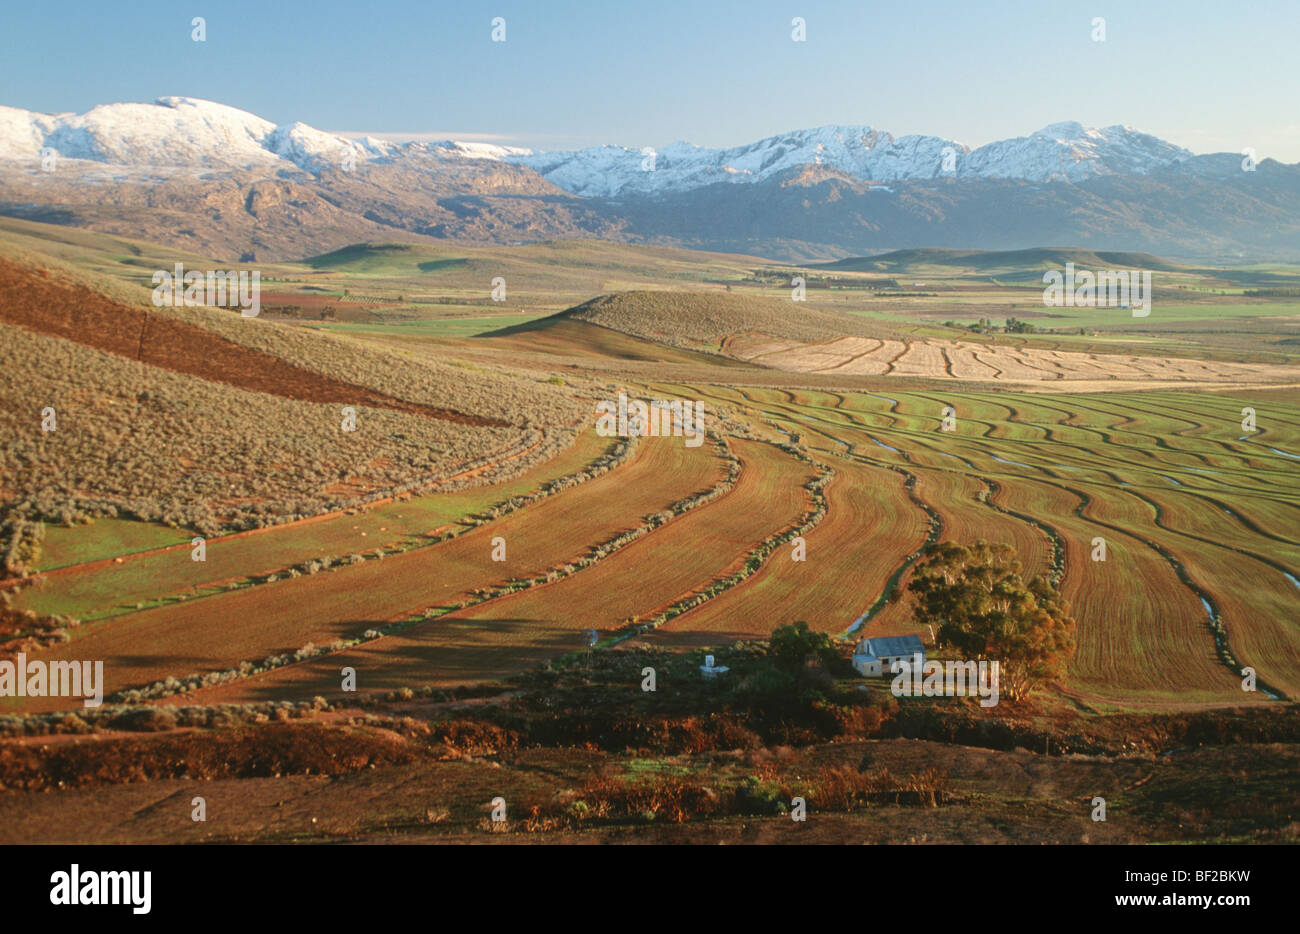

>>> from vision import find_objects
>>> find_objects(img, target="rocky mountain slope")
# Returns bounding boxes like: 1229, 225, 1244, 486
1, 97, 1296, 262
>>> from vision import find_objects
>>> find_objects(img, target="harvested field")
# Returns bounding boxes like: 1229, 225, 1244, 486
860, 466, 1050, 636
1082, 485, 1300, 698
1174, 491, 1300, 552
4, 436, 725, 712
725, 334, 1300, 388
1048, 479, 1250, 704
909, 468, 1051, 577
184, 438, 814, 701
16, 429, 615, 620
1138, 487, 1300, 570
695, 386, 1289, 706
642, 458, 928, 646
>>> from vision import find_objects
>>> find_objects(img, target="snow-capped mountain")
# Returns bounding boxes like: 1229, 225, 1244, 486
511, 126, 930, 197
0, 97, 528, 174
0, 97, 1194, 191
514, 122, 1194, 196
960, 122, 1193, 182
2, 96, 1297, 264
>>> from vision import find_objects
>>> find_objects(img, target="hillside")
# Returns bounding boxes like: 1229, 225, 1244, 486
552, 290, 887, 351
0, 256, 585, 547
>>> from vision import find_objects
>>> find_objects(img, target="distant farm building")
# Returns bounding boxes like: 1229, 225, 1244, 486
852, 634, 926, 677
700, 654, 729, 679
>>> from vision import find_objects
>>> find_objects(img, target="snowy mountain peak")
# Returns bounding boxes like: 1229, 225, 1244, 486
0, 97, 1197, 191
508, 120, 1193, 195
0, 97, 522, 174
1034, 121, 1089, 140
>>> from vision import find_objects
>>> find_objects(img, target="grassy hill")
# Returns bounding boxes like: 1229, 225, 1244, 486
0, 247, 584, 552
301, 239, 765, 292
538, 290, 889, 352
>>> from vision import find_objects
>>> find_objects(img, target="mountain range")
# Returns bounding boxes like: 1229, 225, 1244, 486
1, 97, 1297, 262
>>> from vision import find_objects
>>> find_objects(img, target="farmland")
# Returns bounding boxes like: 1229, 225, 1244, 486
179, 436, 813, 701
61, 380, 1292, 712
5, 434, 727, 712
17, 427, 617, 620
0, 222, 1296, 845
2, 224, 1297, 711
642, 458, 928, 646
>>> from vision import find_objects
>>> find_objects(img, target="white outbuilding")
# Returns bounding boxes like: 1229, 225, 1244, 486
852, 634, 926, 678
700, 654, 729, 679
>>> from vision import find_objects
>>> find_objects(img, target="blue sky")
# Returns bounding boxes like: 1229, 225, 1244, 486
3, 0, 1298, 160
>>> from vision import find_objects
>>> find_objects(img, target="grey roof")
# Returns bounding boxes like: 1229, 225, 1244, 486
855, 634, 925, 658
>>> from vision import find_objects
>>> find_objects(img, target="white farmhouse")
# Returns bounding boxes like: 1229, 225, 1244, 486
852, 634, 926, 677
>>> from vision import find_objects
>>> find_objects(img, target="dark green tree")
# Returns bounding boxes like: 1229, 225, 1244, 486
769, 621, 839, 673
